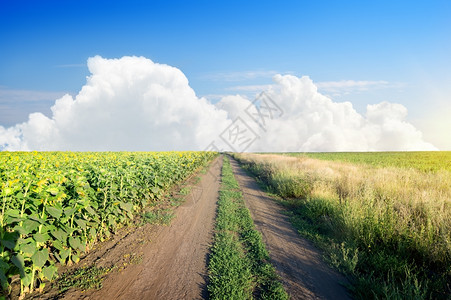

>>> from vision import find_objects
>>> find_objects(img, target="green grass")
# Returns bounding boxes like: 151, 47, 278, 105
57, 265, 112, 292
178, 186, 192, 195
208, 156, 288, 300
234, 153, 450, 300
285, 151, 451, 172
141, 209, 175, 226
168, 196, 184, 207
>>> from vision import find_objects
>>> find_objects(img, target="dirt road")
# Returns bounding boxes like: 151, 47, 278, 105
229, 158, 351, 300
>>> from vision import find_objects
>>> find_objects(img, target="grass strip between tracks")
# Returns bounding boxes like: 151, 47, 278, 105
207, 156, 288, 300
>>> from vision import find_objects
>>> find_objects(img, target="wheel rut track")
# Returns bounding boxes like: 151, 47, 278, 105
229, 157, 351, 300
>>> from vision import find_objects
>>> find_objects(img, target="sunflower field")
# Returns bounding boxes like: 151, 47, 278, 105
0, 151, 216, 296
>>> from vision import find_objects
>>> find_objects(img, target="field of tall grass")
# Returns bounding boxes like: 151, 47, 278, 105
287, 151, 451, 173
234, 153, 450, 299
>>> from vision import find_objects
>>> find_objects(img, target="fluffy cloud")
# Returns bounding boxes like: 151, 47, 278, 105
217, 75, 436, 151
0, 56, 229, 151
0, 56, 437, 152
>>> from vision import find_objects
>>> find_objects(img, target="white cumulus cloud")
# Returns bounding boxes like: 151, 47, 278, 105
0, 56, 437, 152
215, 74, 436, 152
0, 56, 229, 151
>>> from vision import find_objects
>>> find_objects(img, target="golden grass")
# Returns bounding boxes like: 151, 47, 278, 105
235, 153, 451, 298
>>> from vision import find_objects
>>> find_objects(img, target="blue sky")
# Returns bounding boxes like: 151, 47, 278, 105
1, 0, 450, 149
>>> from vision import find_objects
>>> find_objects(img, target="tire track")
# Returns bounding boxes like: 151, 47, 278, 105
229, 157, 351, 300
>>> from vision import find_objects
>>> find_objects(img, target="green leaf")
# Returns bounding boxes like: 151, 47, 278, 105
2, 188, 12, 196
11, 254, 25, 277
16, 237, 32, 245
68, 236, 81, 250
78, 240, 86, 252
30, 197, 42, 207
46, 187, 59, 196
72, 254, 80, 264
5, 216, 25, 224
20, 242, 37, 256
52, 240, 63, 251
0, 259, 9, 272
33, 232, 48, 243
89, 227, 96, 239
31, 249, 49, 268
40, 224, 56, 233
28, 214, 45, 224
51, 229, 67, 242
22, 219, 40, 233
63, 226, 75, 236
54, 252, 62, 264
64, 207, 77, 216
108, 215, 117, 228
42, 265, 57, 280
5, 209, 20, 218
85, 206, 96, 215
12, 225, 26, 235
75, 218, 87, 230
21, 271, 32, 287
1, 231, 18, 249
46, 206, 63, 219
120, 202, 133, 213
60, 249, 70, 261
0, 269, 8, 290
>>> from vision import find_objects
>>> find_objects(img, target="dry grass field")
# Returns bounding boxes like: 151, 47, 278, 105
235, 152, 450, 299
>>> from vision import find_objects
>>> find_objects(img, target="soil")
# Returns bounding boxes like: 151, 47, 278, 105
229, 157, 351, 300
27, 156, 222, 300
